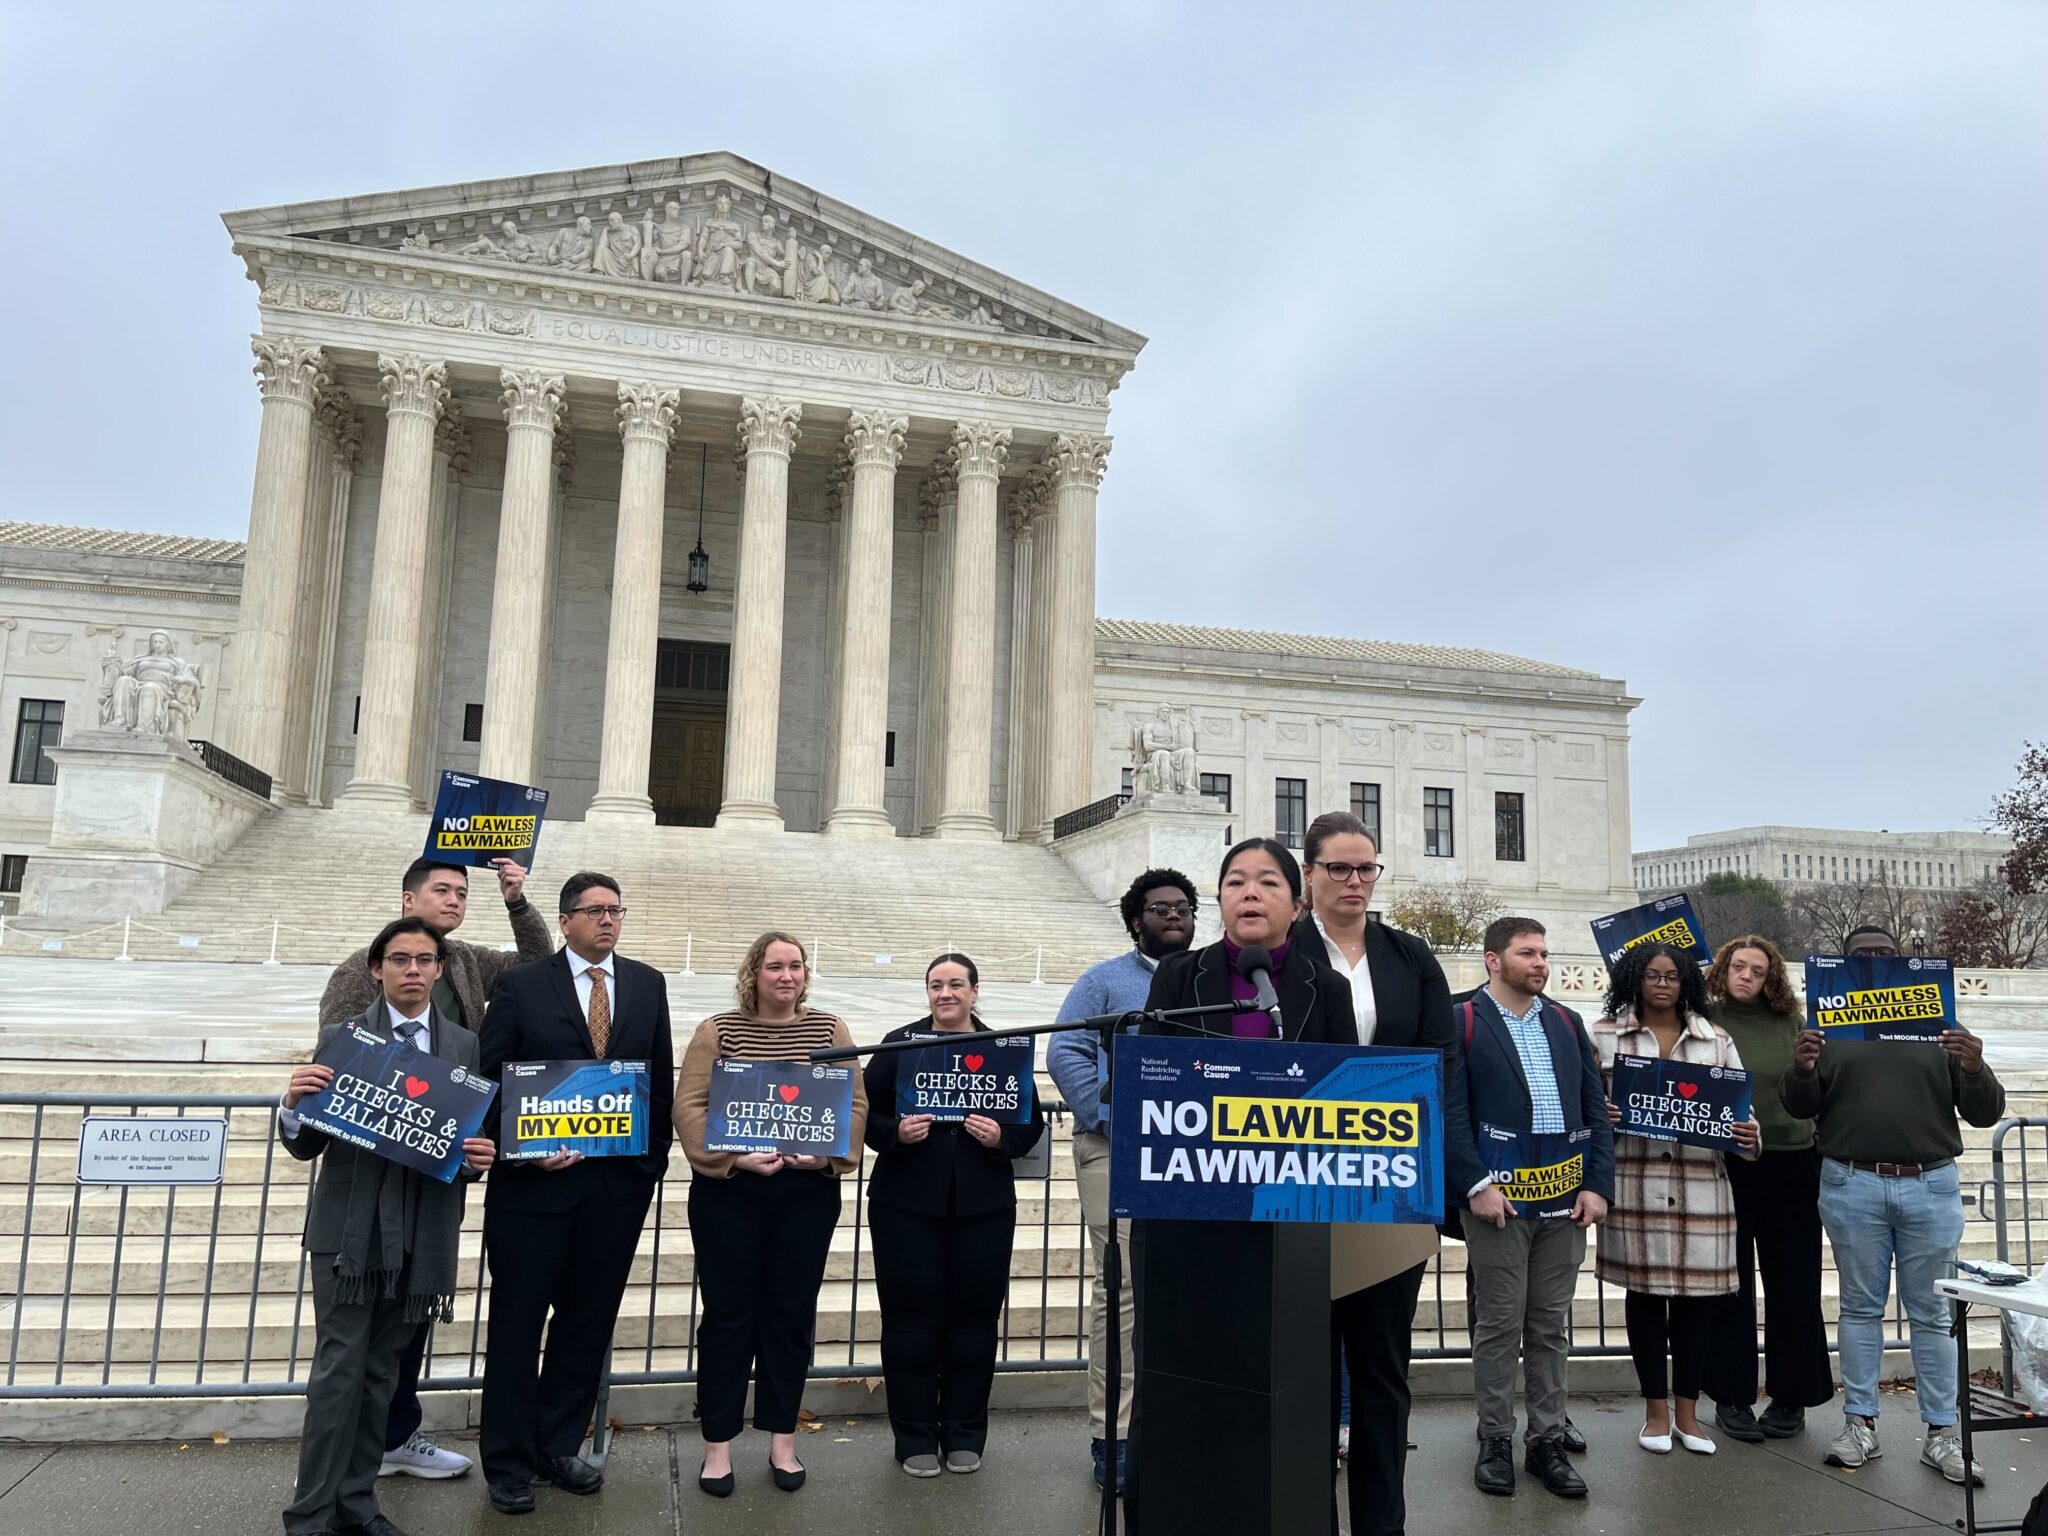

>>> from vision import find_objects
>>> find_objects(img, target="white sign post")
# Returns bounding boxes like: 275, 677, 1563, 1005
76, 1117, 229, 1186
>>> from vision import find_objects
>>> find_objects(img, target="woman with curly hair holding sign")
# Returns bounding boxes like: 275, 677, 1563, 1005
1593, 943, 1759, 1457
1699, 936, 1835, 1444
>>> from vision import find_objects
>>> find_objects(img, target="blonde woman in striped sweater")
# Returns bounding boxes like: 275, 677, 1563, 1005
675, 932, 867, 1498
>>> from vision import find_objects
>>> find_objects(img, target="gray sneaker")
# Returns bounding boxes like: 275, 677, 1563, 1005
1921, 1429, 1984, 1486
901, 1453, 942, 1478
1825, 1414, 1882, 1469
944, 1450, 982, 1474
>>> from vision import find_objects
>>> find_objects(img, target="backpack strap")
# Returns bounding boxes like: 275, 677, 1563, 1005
1461, 998, 1478, 1052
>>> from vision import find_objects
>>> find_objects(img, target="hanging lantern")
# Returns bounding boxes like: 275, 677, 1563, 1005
686, 442, 710, 593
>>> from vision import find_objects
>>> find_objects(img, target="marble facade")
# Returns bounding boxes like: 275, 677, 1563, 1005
1, 153, 1642, 937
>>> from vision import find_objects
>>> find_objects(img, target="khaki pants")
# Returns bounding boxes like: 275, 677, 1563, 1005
1074, 1130, 1134, 1438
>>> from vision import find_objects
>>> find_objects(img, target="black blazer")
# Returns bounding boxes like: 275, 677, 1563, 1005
478, 948, 675, 1212
1139, 938, 1357, 1045
1288, 910, 1477, 1200
862, 1017, 1045, 1218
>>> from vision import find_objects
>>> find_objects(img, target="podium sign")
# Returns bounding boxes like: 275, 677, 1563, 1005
1109, 1035, 1443, 1224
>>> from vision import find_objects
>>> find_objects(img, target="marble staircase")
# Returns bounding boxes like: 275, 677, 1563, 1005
2, 807, 1128, 982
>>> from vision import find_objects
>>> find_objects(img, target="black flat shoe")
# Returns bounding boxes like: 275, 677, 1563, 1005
1758, 1402, 1806, 1438
1715, 1402, 1767, 1443
771, 1457, 806, 1492
540, 1454, 603, 1496
698, 1463, 735, 1498
486, 1478, 535, 1515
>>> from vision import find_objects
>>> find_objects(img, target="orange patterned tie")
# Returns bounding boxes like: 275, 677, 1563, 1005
587, 967, 611, 1057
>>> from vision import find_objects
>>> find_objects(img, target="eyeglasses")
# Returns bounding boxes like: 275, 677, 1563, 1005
383, 954, 440, 971
569, 905, 627, 921
1643, 970, 1682, 984
1143, 902, 1197, 919
1314, 861, 1385, 884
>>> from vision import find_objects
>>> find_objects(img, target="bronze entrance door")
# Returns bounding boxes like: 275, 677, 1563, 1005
649, 640, 729, 827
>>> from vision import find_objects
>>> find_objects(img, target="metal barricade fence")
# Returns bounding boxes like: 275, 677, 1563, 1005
9, 1088, 2011, 1409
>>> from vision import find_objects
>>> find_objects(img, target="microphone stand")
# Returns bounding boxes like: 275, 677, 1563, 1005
811, 998, 1259, 1536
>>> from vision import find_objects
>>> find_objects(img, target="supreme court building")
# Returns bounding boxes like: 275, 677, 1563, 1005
0, 153, 1642, 932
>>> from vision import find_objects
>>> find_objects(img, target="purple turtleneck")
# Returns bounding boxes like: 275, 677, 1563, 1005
1222, 935, 1291, 1038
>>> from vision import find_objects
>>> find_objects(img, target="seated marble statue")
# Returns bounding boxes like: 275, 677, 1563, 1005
99, 631, 203, 740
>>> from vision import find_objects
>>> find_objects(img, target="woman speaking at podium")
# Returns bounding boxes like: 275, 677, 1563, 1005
1127, 838, 1356, 1535
1290, 810, 1463, 1536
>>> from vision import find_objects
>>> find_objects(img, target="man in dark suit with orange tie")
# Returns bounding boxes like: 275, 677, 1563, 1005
476, 871, 674, 1515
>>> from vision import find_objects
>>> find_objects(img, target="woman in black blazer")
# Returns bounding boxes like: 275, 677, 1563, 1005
862, 952, 1044, 1478
1289, 810, 1464, 1536
1140, 837, 1357, 1044
1127, 838, 1355, 1535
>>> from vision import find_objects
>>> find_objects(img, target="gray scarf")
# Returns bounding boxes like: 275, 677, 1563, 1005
331, 1013, 467, 1321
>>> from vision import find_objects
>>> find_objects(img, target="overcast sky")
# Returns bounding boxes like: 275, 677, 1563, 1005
2, 2, 2041, 851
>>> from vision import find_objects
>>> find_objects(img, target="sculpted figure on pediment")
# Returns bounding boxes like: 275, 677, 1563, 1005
592, 210, 642, 279
695, 193, 745, 289
887, 277, 928, 316
800, 242, 839, 304
459, 219, 543, 264
549, 215, 598, 271
840, 256, 886, 310
641, 201, 694, 284
740, 215, 790, 296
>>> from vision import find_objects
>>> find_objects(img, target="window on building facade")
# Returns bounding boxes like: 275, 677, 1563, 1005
10, 700, 63, 786
1423, 787, 1454, 858
885, 730, 896, 769
1121, 767, 1134, 797
1275, 778, 1307, 848
1349, 782, 1381, 845
0, 854, 25, 894
1495, 792, 1526, 862
1199, 772, 1231, 812
462, 703, 483, 743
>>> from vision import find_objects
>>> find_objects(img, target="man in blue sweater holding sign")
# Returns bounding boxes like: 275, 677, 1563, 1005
1047, 867, 1197, 1494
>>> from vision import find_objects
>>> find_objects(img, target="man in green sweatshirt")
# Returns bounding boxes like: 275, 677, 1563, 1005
1781, 925, 2004, 1487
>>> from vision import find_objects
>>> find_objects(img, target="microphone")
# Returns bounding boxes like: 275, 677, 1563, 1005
1235, 944, 1283, 1038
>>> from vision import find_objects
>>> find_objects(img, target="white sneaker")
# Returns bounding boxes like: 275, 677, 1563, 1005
1824, 1414, 1882, 1469
1921, 1429, 1985, 1486
379, 1430, 472, 1479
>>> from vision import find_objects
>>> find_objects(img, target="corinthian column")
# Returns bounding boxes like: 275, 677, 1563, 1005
717, 395, 801, 829
587, 382, 680, 823
935, 420, 1011, 840
913, 466, 957, 834
1004, 471, 1049, 837
1025, 474, 1060, 839
1041, 432, 1110, 823
478, 368, 565, 783
227, 335, 328, 782
823, 410, 907, 836
339, 355, 449, 805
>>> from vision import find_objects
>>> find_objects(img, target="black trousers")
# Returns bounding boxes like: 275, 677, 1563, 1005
1332, 1260, 1427, 1536
382, 1319, 428, 1452
868, 1201, 1013, 1460
688, 1172, 840, 1442
1705, 1145, 1836, 1410
1625, 1291, 1715, 1401
479, 1189, 651, 1484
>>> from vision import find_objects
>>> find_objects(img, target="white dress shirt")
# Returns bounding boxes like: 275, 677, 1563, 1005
280, 1001, 433, 1137
1312, 913, 1379, 1044
567, 948, 617, 1025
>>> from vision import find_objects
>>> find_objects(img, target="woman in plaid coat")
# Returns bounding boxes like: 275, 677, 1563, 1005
1593, 944, 1760, 1457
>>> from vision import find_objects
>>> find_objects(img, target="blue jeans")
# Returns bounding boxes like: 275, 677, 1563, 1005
1817, 1157, 1965, 1427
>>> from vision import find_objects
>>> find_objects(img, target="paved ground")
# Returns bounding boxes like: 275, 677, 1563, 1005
3, 1401, 2045, 1535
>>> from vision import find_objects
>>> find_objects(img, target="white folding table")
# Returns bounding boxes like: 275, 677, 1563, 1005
1935, 1275, 2048, 1536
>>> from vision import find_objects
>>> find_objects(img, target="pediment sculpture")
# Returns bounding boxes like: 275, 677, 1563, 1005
97, 630, 204, 741
368, 184, 1022, 334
